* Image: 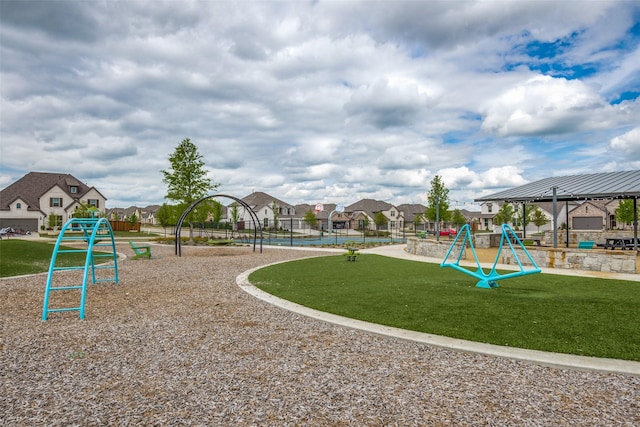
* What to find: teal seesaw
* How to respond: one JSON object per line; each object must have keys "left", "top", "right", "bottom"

{"left": 440, "top": 224, "right": 541, "bottom": 289}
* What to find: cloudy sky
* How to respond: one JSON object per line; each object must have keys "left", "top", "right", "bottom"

{"left": 1, "top": 1, "right": 639, "bottom": 209}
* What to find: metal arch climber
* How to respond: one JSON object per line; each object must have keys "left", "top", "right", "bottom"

{"left": 440, "top": 223, "right": 541, "bottom": 289}
{"left": 175, "top": 194, "right": 263, "bottom": 256}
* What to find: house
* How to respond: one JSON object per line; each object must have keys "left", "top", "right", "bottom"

{"left": 0, "top": 172, "right": 107, "bottom": 231}
{"left": 567, "top": 199, "right": 622, "bottom": 231}
{"left": 236, "top": 191, "right": 296, "bottom": 230}
{"left": 345, "top": 199, "right": 404, "bottom": 233}
{"left": 478, "top": 200, "right": 579, "bottom": 232}
{"left": 396, "top": 203, "right": 427, "bottom": 231}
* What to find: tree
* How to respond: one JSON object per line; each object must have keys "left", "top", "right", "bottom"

{"left": 161, "top": 138, "right": 219, "bottom": 241}
{"left": 374, "top": 212, "right": 388, "bottom": 232}
{"left": 72, "top": 202, "right": 98, "bottom": 218}
{"left": 615, "top": 199, "right": 639, "bottom": 227}
{"left": 156, "top": 203, "right": 174, "bottom": 236}
{"left": 530, "top": 205, "right": 549, "bottom": 232}
{"left": 230, "top": 204, "right": 240, "bottom": 234}
{"left": 425, "top": 175, "right": 451, "bottom": 231}
{"left": 450, "top": 209, "right": 466, "bottom": 230}
{"left": 493, "top": 202, "right": 515, "bottom": 226}
{"left": 413, "top": 213, "right": 423, "bottom": 231}
{"left": 304, "top": 210, "right": 317, "bottom": 230}
{"left": 211, "top": 200, "right": 223, "bottom": 227}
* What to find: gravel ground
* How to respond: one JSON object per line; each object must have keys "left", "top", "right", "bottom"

{"left": 2, "top": 243, "right": 639, "bottom": 426}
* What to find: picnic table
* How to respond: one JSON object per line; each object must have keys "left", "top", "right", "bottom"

{"left": 343, "top": 242, "right": 360, "bottom": 261}
{"left": 604, "top": 238, "right": 639, "bottom": 250}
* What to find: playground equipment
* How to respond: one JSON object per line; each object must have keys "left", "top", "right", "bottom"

{"left": 175, "top": 194, "right": 263, "bottom": 256}
{"left": 441, "top": 224, "right": 541, "bottom": 289}
{"left": 42, "top": 217, "right": 119, "bottom": 320}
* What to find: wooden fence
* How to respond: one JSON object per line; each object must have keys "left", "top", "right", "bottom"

{"left": 109, "top": 220, "right": 141, "bottom": 232}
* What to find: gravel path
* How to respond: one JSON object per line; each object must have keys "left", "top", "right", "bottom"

{"left": 2, "top": 244, "right": 638, "bottom": 426}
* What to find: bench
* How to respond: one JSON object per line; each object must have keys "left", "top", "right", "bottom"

{"left": 129, "top": 240, "right": 152, "bottom": 259}
{"left": 577, "top": 241, "right": 595, "bottom": 249}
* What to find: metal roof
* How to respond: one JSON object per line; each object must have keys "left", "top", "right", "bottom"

{"left": 474, "top": 170, "right": 640, "bottom": 203}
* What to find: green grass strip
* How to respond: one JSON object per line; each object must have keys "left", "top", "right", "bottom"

{"left": 0, "top": 240, "right": 110, "bottom": 278}
{"left": 250, "top": 254, "right": 640, "bottom": 361}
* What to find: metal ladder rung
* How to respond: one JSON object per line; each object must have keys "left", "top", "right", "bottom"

{"left": 53, "top": 266, "right": 87, "bottom": 271}
{"left": 57, "top": 249, "right": 89, "bottom": 254}
{"left": 46, "top": 307, "right": 81, "bottom": 313}
{"left": 49, "top": 285, "right": 83, "bottom": 291}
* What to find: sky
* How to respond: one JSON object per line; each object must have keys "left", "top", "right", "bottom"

{"left": 1, "top": 1, "right": 639, "bottom": 210}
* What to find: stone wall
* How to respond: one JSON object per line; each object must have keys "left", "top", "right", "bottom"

{"left": 502, "top": 247, "right": 637, "bottom": 274}
{"left": 406, "top": 237, "right": 638, "bottom": 274}
{"left": 406, "top": 237, "right": 463, "bottom": 259}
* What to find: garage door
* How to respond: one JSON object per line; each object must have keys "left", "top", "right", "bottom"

{"left": 572, "top": 216, "right": 602, "bottom": 230}
{"left": 0, "top": 218, "right": 38, "bottom": 232}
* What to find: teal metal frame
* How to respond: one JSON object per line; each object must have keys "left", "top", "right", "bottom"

{"left": 42, "top": 217, "right": 119, "bottom": 320}
{"left": 440, "top": 224, "right": 541, "bottom": 289}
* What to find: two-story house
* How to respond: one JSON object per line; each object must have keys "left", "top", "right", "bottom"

{"left": 236, "top": 191, "right": 295, "bottom": 230}
{"left": 345, "top": 199, "right": 404, "bottom": 233}
{"left": 0, "top": 172, "right": 107, "bottom": 231}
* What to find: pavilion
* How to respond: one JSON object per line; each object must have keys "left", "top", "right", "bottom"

{"left": 474, "top": 170, "right": 640, "bottom": 248}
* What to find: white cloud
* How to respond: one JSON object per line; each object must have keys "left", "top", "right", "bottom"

{"left": 0, "top": 1, "right": 638, "bottom": 208}
{"left": 610, "top": 127, "right": 640, "bottom": 158}
{"left": 480, "top": 75, "right": 617, "bottom": 136}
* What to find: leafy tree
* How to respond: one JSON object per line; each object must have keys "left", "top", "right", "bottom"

{"left": 450, "top": 209, "right": 466, "bottom": 229}
{"left": 374, "top": 211, "right": 388, "bottom": 232}
{"left": 360, "top": 216, "right": 371, "bottom": 231}
{"left": 192, "top": 200, "right": 213, "bottom": 227}
{"left": 230, "top": 205, "right": 240, "bottom": 232}
{"left": 425, "top": 175, "right": 451, "bottom": 230}
{"left": 129, "top": 212, "right": 138, "bottom": 225}
{"left": 156, "top": 203, "right": 174, "bottom": 236}
{"left": 493, "top": 202, "right": 514, "bottom": 226}
{"left": 161, "top": 138, "right": 219, "bottom": 241}
{"left": 48, "top": 212, "right": 61, "bottom": 229}
{"left": 529, "top": 205, "right": 549, "bottom": 232}
{"left": 304, "top": 210, "right": 317, "bottom": 229}
{"left": 211, "top": 200, "right": 223, "bottom": 227}
{"left": 72, "top": 202, "right": 98, "bottom": 218}
{"left": 615, "top": 199, "right": 639, "bottom": 227}
{"left": 413, "top": 213, "right": 423, "bottom": 230}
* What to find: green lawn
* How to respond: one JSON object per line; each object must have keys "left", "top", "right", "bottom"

{"left": 250, "top": 254, "right": 640, "bottom": 361}
{"left": 0, "top": 240, "right": 108, "bottom": 277}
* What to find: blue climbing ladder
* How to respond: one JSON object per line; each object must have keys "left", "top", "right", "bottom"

{"left": 441, "top": 223, "right": 541, "bottom": 288}
{"left": 42, "top": 217, "right": 119, "bottom": 320}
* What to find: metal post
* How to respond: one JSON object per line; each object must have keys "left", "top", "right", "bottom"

{"left": 522, "top": 203, "right": 527, "bottom": 239}
{"left": 552, "top": 187, "right": 558, "bottom": 248}
{"left": 436, "top": 197, "right": 440, "bottom": 242}
{"left": 565, "top": 200, "right": 569, "bottom": 248}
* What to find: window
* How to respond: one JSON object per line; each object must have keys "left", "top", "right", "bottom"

{"left": 264, "top": 218, "right": 269, "bottom": 227}
{"left": 390, "top": 211, "right": 395, "bottom": 217}
{"left": 70, "top": 186, "right": 78, "bottom": 194}
{"left": 50, "top": 197, "right": 62, "bottom": 207}
{"left": 16, "top": 202, "right": 21, "bottom": 209}
{"left": 487, "top": 203, "right": 493, "bottom": 213}
{"left": 88, "top": 199, "right": 99, "bottom": 208}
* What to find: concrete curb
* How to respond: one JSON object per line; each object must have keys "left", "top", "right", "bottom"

{"left": 237, "top": 251, "right": 640, "bottom": 377}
